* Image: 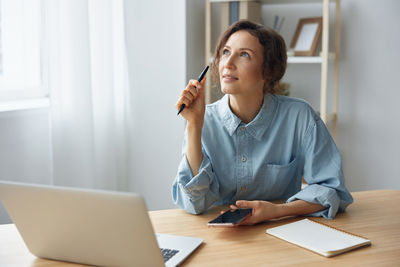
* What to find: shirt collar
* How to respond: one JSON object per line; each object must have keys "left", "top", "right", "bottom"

{"left": 217, "top": 94, "right": 242, "bottom": 136}
{"left": 217, "top": 94, "right": 277, "bottom": 141}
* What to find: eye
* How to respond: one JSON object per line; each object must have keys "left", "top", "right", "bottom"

{"left": 240, "top": 51, "right": 250, "bottom": 58}
{"left": 222, "top": 49, "right": 230, "bottom": 56}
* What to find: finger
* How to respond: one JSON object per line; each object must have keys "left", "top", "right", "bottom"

{"left": 187, "top": 79, "right": 200, "bottom": 87}
{"left": 175, "top": 97, "right": 185, "bottom": 110}
{"left": 181, "top": 90, "right": 194, "bottom": 102}
{"left": 186, "top": 86, "right": 198, "bottom": 99}
{"left": 189, "top": 79, "right": 200, "bottom": 89}
{"left": 183, "top": 81, "right": 201, "bottom": 102}
{"left": 200, "top": 76, "right": 207, "bottom": 86}
{"left": 178, "top": 96, "right": 191, "bottom": 108}
{"left": 230, "top": 204, "right": 238, "bottom": 210}
{"left": 183, "top": 80, "right": 199, "bottom": 98}
{"left": 235, "top": 200, "right": 255, "bottom": 209}
{"left": 190, "top": 80, "right": 202, "bottom": 91}
{"left": 220, "top": 209, "right": 229, "bottom": 214}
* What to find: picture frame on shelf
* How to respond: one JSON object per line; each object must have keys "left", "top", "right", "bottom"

{"left": 290, "top": 17, "right": 322, "bottom": 56}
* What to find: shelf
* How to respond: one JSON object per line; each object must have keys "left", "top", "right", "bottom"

{"left": 210, "top": 0, "right": 335, "bottom": 4}
{"left": 288, "top": 56, "right": 322, "bottom": 64}
{"left": 260, "top": 0, "right": 336, "bottom": 4}
{"left": 287, "top": 53, "right": 335, "bottom": 64}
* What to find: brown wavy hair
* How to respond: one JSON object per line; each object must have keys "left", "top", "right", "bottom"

{"left": 212, "top": 20, "right": 287, "bottom": 94}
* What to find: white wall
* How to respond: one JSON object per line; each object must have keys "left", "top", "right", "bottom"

{"left": 186, "top": 0, "right": 205, "bottom": 82}
{"left": 124, "top": 0, "right": 187, "bottom": 210}
{"left": 0, "top": 108, "right": 52, "bottom": 223}
{"left": 337, "top": 0, "right": 400, "bottom": 190}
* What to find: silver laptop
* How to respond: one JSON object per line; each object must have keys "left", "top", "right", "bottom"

{"left": 0, "top": 181, "right": 202, "bottom": 267}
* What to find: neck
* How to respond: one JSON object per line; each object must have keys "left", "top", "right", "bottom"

{"left": 228, "top": 91, "right": 265, "bottom": 124}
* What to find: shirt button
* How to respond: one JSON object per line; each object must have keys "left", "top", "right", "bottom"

{"left": 241, "top": 126, "right": 246, "bottom": 131}
{"left": 241, "top": 156, "right": 247, "bottom": 162}
{"left": 241, "top": 185, "right": 246, "bottom": 191}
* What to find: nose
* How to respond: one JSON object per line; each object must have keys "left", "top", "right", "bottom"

{"left": 223, "top": 54, "right": 236, "bottom": 69}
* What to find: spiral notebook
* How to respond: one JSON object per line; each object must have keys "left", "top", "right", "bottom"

{"left": 266, "top": 219, "right": 371, "bottom": 257}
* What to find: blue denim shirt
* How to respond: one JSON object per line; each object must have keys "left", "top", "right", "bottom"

{"left": 172, "top": 94, "right": 353, "bottom": 219}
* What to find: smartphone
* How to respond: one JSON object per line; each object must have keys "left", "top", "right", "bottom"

{"left": 207, "top": 208, "right": 252, "bottom": 227}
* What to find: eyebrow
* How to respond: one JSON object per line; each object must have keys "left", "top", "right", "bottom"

{"left": 224, "top": 45, "right": 256, "bottom": 54}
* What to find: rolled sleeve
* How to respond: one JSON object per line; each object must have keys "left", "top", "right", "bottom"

{"left": 289, "top": 117, "right": 353, "bottom": 219}
{"left": 287, "top": 184, "right": 341, "bottom": 219}
{"left": 177, "top": 152, "right": 214, "bottom": 198}
{"left": 172, "top": 150, "right": 220, "bottom": 214}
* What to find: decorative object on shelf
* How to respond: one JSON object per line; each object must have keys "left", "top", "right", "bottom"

{"left": 290, "top": 17, "right": 322, "bottom": 56}
{"left": 274, "top": 82, "right": 290, "bottom": 96}
{"left": 272, "top": 15, "right": 285, "bottom": 33}
{"left": 286, "top": 49, "right": 295, "bottom": 57}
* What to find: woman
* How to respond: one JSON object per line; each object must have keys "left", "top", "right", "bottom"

{"left": 172, "top": 20, "right": 353, "bottom": 225}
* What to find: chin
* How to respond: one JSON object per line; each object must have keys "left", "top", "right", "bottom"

{"left": 221, "top": 88, "right": 229, "bottom": 94}
{"left": 220, "top": 85, "right": 235, "bottom": 95}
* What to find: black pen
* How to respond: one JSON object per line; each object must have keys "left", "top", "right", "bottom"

{"left": 177, "top": 65, "right": 209, "bottom": 115}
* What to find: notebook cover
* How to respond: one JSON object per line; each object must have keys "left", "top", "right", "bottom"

{"left": 266, "top": 219, "right": 371, "bottom": 257}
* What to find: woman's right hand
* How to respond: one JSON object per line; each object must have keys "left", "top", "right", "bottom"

{"left": 175, "top": 78, "right": 206, "bottom": 126}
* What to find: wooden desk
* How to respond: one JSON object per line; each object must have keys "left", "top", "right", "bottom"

{"left": 1, "top": 190, "right": 399, "bottom": 266}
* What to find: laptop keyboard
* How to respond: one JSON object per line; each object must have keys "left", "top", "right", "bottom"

{"left": 160, "top": 248, "right": 180, "bottom": 262}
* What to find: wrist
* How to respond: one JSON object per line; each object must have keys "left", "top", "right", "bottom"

{"left": 275, "top": 200, "right": 325, "bottom": 218}
{"left": 186, "top": 120, "right": 203, "bottom": 133}
{"left": 276, "top": 203, "right": 291, "bottom": 218}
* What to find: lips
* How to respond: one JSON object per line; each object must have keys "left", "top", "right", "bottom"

{"left": 222, "top": 74, "right": 238, "bottom": 82}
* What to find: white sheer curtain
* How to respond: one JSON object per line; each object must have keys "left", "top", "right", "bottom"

{"left": 43, "top": 0, "right": 130, "bottom": 190}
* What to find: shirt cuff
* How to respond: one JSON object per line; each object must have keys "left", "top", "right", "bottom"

{"left": 177, "top": 152, "right": 214, "bottom": 201}
{"left": 286, "top": 184, "right": 341, "bottom": 219}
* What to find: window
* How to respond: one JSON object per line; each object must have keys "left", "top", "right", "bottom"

{"left": 0, "top": 0, "right": 47, "bottom": 103}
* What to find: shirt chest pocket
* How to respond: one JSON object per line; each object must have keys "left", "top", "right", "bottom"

{"left": 260, "top": 157, "right": 298, "bottom": 199}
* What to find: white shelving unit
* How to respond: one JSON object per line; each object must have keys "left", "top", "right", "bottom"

{"left": 205, "top": 0, "right": 341, "bottom": 139}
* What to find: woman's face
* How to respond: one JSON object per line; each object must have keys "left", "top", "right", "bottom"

{"left": 218, "top": 30, "right": 264, "bottom": 96}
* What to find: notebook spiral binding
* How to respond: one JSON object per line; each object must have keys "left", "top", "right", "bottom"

{"left": 308, "top": 219, "right": 369, "bottom": 240}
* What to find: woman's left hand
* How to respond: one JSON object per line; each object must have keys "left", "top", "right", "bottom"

{"left": 229, "top": 200, "right": 282, "bottom": 225}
